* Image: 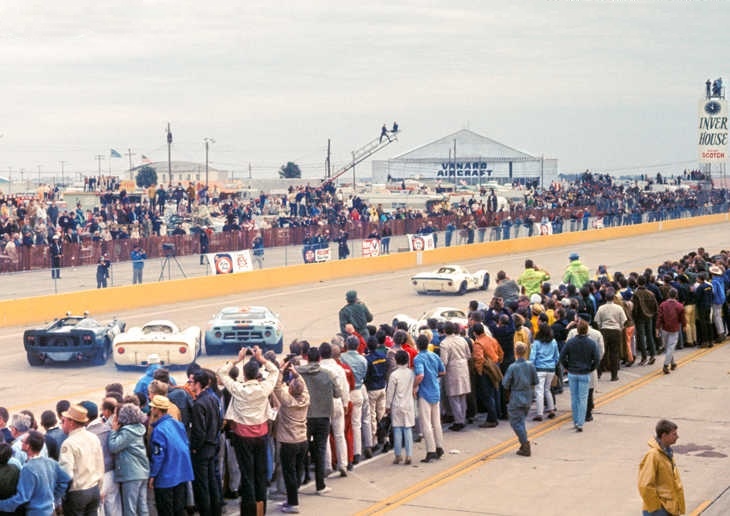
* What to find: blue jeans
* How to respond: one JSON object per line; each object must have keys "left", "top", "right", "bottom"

{"left": 661, "top": 330, "right": 679, "bottom": 367}
{"left": 392, "top": 426, "right": 413, "bottom": 458}
{"left": 642, "top": 509, "right": 671, "bottom": 516}
{"left": 567, "top": 373, "right": 590, "bottom": 428}
{"left": 120, "top": 479, "right": 148, "bottom": 516}
{"left": 507, "top": 402, "right": 529, "bottom": 446}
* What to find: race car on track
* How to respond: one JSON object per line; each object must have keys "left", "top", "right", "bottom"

{"left": 24, "top": 312, "right": 126, "bottom": 367}
{"left": 205, "top": 306, "right": 283, "bottom": 355}
{"left": 113, "top": 320, "right": 201, "bottom": 369}
{"left": 410, "top": 264, "right": 490, "bottom": 295}
{"left": 392, "top": 306, "right": 469, "bottom": 337}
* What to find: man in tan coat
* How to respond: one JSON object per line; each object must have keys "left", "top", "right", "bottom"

{"left": 439, "top": 322, "right": 472, "bottom": 432}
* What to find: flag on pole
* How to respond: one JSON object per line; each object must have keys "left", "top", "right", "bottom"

{"left": 141, "top": 155, "right": 151, "bottom": 164}
{"left": 110, "top": 148, "right": 122, "bottom": 158}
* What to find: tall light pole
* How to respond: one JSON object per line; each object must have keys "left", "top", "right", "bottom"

{"left": 59, "top": 161, "right": 66, "bottom": 187}
{"left": 204, "top": 137, "right": 215, "bottom": 197}
{"left": 166, "top": 123, "right": 173, "bottom": 187}
{"left": 7, "top": 167, "right": 12, "bottom": 194}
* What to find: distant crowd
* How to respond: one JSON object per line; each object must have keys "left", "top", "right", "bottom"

{"left": 0, "top": 169, "right": 727, "bottom": 273}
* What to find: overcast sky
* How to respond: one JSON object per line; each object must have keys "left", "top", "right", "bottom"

{"left": 1, "top": 0, "right": 729, "bottom": 182}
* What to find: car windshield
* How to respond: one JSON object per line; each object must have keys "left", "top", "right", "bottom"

{"left": 441, "top": 310, "right": 466, "bottom": 319}
{"left": 54, "top": 317, "right": 82, "bottom": 328}
{"left": 143, "top": 325, "right": 173, "bottom": 334}
{"left": 75, "top": 318, "right": 100, "bottom": 329}
{"left": 220, "top": 311, "right": 267, "bottom": 320}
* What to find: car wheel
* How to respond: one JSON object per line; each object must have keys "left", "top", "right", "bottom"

{"left": 93, "top": 341, "right": 110, "bottom": 365}
{"left": 27, "top": 352, "right": 43, "bottom": 367}
{"left": 481, "top": 273, "right": 491, "bottom": 291}
{"left": 206, "top": 343, "right": 221, "bottom": 355}
{"left": 273, "top": 338, "right": 283, "bottom": 354}
{"left": 458, "top": 281, "right": 468, "bottom": 295}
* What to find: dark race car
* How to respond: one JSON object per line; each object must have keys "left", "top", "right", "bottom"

{"left": 24, "top": 312, "right": 126, "bottom": 367}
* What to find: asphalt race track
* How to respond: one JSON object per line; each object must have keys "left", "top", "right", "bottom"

{"left": 1, "top": 223, "right": 729, "bottom": 515}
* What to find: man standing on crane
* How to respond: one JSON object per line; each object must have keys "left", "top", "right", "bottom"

{"left": 380, "top": 123, "right": 391, "bottom": 143}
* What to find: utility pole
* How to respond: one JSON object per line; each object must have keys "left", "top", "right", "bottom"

{"left": 248, "top": 162, "right": 252, "bottom": 180}
{"left": 453, "top": 139, "right": 457, "bottom": 188}
{"left": 204, "top": 137, "right": 215, "bottom": 195}
{"left": 20, "top": 168, "right": 25, "bottom": 190}
{"left": 326, "top": 139, "right": 331, "bottom": 179}
{"left": 95, "top": 155, "right": 104, "bottom": 177}
{"left": 166, "top": 123, "right": 173, "bottom": 187}
{"left": 7, "top": 167, "right": 12, "bottom": 194}
{"left": 59, "top": 161, "right": 66, "bottom": 187}
{"left": 125, "top": 148, "right": 135, "bottom": 181}
{"left": 352, "top": 151, "right": 356, "bottom": 189}
{"left": 37, "top": 165, "right": 41, "bottom": 186}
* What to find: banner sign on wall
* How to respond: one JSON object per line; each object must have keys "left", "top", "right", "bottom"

{"left": 303, "top": 247, "right": 331, "bottom": 264}
{"left": 698, "top": 97, "right": 728, "bottom": 163}
{"left": 206, "top": 250, "right": 253, "bottom": 275}
{"left": 362, "top": 238, "right": 381, "bottom": 257}
{"left": 407, "top": 233, "right": 435, "bottom": 252}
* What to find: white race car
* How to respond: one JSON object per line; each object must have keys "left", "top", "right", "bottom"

{"left": 410, "top": 264, "right": 489, "bottom": 295}
{"left": 392, "top": 307, "right": 469, "bottom": 337}
{"left": 113, "top": 320, "right": 201, "bottom": 369}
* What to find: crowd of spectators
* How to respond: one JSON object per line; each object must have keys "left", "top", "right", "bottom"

{"left": 1, "top": 241, "right": 728, "bottom": 514}
{"left": 0, "top": 169, "right": 727, "bottom": 273}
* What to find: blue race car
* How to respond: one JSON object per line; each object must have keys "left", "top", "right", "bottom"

{"left": 205, "top": 306, "right": 283, "bottom": 355}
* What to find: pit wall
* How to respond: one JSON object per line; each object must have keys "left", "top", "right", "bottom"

{"left": 2, "top": 213, "right": 727, "bottom": 328}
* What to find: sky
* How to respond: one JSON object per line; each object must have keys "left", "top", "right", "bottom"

{"left": 1, "top": 0, "right": 729, "bottom": 183}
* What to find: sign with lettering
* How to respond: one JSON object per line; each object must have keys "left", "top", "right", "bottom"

{"left": 698, "top": 98, "right": 728, "bottom": 163}
{"left": 362, "top": 238, "right": 381, "bottom": 257}
{"left": 436, "top": 161, "right": 493, "bottom": 178}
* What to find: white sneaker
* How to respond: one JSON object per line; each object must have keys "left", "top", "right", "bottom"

{"left": 316, "top": 486, "right": 332, "bottom": 495}
{"left": 281, "top": 504, "right": 300, "bottom": 513}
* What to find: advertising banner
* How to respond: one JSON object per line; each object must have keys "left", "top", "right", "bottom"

{"left": 538, "top": 221, "right": 553, "bottom": 235}
{"left": 362, "top": 238, "right": 381, "bottom": 257}
{"left": 303, "top": 247, "right": 331, "bottom": 264}
{"left": 206, "top": 250, "right": 253, "bottom": 275}
{"left": 698, "top": 97, "right": 728, "bottom": 163}
{"left": 407, "top": 233, "right": 435, "bottom": 252}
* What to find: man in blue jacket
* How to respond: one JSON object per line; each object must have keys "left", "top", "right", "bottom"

{"left": 148, "top": 395, "right": 194, "bottom": 516}
{"left": 709, "top": 265, "right": 727, "bottom": 343}
{"left": 130, "top": 244, "right": 146, "bottom": 284}
{"left": 0, "top": 430, "right": 70, "bottom": 516}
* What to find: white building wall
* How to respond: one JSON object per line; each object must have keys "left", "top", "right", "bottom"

{"left": 372, "top": 158, "right": 558, "bottom": 185}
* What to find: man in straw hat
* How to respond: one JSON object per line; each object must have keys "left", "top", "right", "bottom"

{"left": 148, "top": 395, "right": 194, "bottom": 516}
{"left": 59, "top": 404, "right": 105, "bottom": 516}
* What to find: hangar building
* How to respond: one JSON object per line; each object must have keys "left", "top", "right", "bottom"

{"left": 371, "top": 129, "right": 558, "bottom": 186}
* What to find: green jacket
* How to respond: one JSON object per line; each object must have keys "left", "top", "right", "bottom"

{"left": 562, "top": 260, "right": 590, "bottom": 287}
{"left": 517, "top": 268, "right": 550, "bottom": 296}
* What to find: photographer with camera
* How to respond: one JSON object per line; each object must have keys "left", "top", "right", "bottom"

{"left": 273, "top": 355, "right": 310, "bottom": 513}
{"left": 218, "top": 345, "right": 279, "bottom": 516}
{"left": 131, "top": 244, "right": 146, "bottom": 284}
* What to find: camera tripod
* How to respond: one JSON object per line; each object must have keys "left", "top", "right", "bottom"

{"left": 158, "top": 254, "right": 187, "bottom": 281}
